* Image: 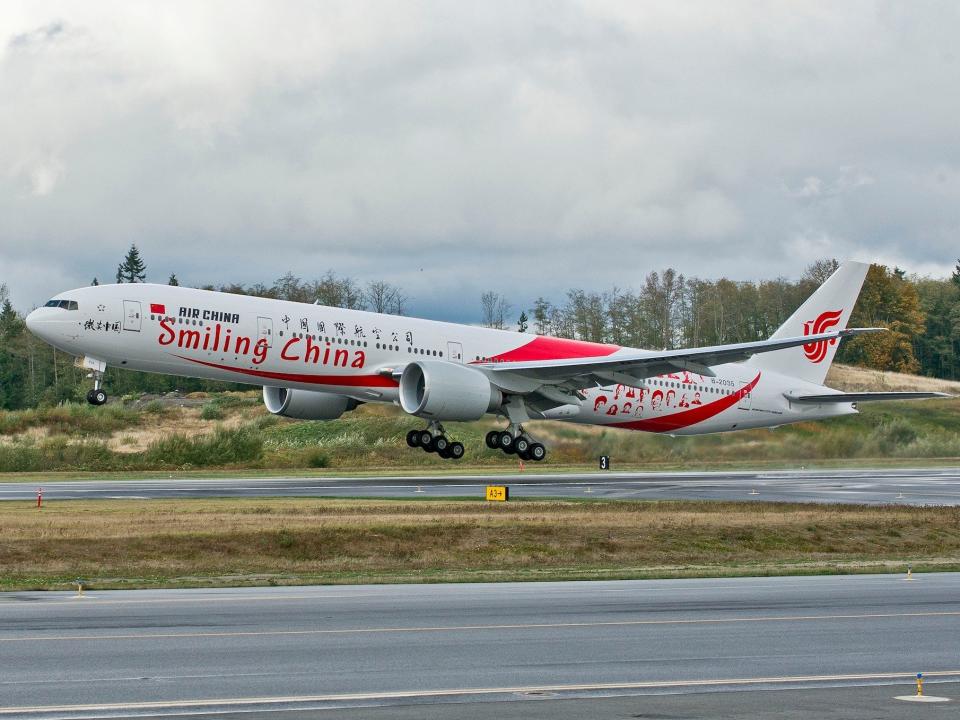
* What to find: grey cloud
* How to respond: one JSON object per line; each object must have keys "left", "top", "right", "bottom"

{"left": 1, "top": 2, "right": 958, "bottom": 322}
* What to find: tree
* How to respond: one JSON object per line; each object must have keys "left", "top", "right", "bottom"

{"left": 480, "top": 291, "right": 511, "bottom": 329}
{"left": 168, "top": 273, "right": 179, "bottom": 286}
{"left": 116, "top": 244, "right": 147, "bottom": 283}
{"left": 517, "top": 311, "right": 528, "bottom": 333}
{"left": 839, "top": 264, "right": 924, "bottom": 373}
{"left": 802, "top": 258, "right": 840, "bottom": 287}
{"left": 530, "top": 297, "right": 552, "bottom": 335}
{"left": 952, "top": 259, "right": 960, "bottom": 289}
{"left": 365, "top": 280, "right": 408, "bottom": 315}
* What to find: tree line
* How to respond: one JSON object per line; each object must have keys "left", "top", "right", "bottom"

{"left": 0, "top": 245, "right": 957, "bottom": 410}
{"left": 483, "top": 258, "right": 960, "bottom": 380}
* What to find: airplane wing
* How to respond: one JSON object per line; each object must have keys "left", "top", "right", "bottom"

{"left": 479, "top": 328, "right": 883, "bottom": 388}
{"left": 785, "top": 391, "right": 952, "bottom": 403}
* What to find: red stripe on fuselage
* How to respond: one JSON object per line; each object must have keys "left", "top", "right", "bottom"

{"left": 611, "top": 372, "right": 761, "bottom": 433}
{"left": 476, "top": 335, "right": 620, "bottom": 363}
{"left": 172, "top": 355, "right": 399, "bottom": 388}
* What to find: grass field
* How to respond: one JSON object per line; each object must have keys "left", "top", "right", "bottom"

{"left": 0, "top": 364, "right": 957, "bottom": 474}
{"left": 4, "top": 497, "right": 959, "bottom": 591}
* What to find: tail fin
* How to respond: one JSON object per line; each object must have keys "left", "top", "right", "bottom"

{"left": 748, "top": 261, "right": 869, "bottom": 384}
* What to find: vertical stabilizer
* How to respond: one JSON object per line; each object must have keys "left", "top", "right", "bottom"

{"left": 748, "top": 261, "right": 869, "bottom": 384}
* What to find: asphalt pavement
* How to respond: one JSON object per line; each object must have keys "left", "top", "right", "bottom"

{"left": 2, "top": 466, "right": 960, "bottom": 504}
{"left": 1, "top": 574, "right": 958, "bottom": 718}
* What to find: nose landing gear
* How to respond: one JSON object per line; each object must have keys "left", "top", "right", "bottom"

{"left": 77, "top": 357, "right": 108, "bottom": 406}
{"left": 86, "top": 388, "right": 108, "bottom": 406}
{"left": 406, "top": 423, "right": 465, "bottom": 460}
{"left": 85, "top": 370, "right": 108, "bottom": 406}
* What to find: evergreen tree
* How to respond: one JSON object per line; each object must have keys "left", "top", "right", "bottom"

{"left": 517, "top": 311, "right": 528, "bottom": 333}
{"left": 168, "top": 273, "right": 179, "bottom": 286}
{"left": 116, "top": 244, "right": 147, "bottom": 283}
{"left": 952, "top": 259, "right": 960, "bottom": 289}
{"left": 0, "top": 298, "right": 17, "bottom": 336}
{"left": 531, "top": 297, "right": 552, "bottom": 335}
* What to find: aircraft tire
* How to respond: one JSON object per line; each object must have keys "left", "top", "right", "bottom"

{"left": 406, "top": 430, "right": 421, "bottom": 448}
{"left": 485, "top": 431, "right": 500, "bottom": 449}
{"left": 449, "top": 442, "right": 465, "bottom": 460}
{"left": 498, "top": 431, "right": 515, "bottom": 453}
{"left": 530, "top": 443, "right": 546, "bottom": 462}
{"left": 434, "top": 436, "right": 450, "bottom": 453}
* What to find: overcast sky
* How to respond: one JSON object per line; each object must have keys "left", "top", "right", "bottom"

{"left": 2, "top": 1, "right": 959, "bottom": 322}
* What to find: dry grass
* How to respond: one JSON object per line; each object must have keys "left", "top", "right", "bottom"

{"left": 827, "top": 363, "right": 960, "bottom": 394}
{"left": 4, "top": 498, "right": 959, "bottom": 590}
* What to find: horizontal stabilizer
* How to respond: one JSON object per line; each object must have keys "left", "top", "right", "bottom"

{"left": 785, "top": 391, "right": 952, "bottom": 403}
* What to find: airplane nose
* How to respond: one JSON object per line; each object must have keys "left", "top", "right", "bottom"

{"left": 25, "top": 308, "right": 40, "bottom": 335}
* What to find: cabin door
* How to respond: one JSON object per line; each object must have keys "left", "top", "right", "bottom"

{"left": 257, "top": 317, "right": 273, "bottom": 348}
{"left": 122, "top": 301, "right": 142, "bottom": 332}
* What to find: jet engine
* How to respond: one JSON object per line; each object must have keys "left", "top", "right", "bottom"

{"left": 399, "top": 360, "right": 502, "bottom": 421}
{"left": 262, "top": 386, "right": 359, "bottom": 420}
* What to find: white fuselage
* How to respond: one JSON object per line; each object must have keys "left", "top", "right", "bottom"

{"left": 25, "top": 284, "right": 857, "bottom": 435}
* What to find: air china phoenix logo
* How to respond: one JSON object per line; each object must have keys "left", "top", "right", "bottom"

{"left": 802, "top": 309, "right": 843, "bottom": 363}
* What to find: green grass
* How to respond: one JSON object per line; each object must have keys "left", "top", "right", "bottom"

{"left": 0, "top": 394, "right": 957, "bottom": 474}
{"left": 0, "top": 403, "right": 144, "bottom": 436}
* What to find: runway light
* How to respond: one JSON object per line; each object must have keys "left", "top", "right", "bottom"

{"left": 917, "top": 673, "right": 923, "bottom": 697}
{"left": 907, "top": 566, "right": 913, "bottom": 581}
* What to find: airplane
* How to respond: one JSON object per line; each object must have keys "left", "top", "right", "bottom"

{"left": 24, "top": 261, "right": 948, "bottom": 462}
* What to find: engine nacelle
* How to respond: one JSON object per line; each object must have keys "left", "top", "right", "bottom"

{"left": 399, "top": 360, "right": 502, "bottom": 421}
{"left": 262, "top": 386, "right": 359, "bottom": 420}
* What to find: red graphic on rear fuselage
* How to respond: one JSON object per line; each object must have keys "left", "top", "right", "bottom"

{"left": 802, "top": 310, "right": 842, "bottom": 363}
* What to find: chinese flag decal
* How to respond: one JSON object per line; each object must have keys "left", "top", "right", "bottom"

{"left": 150, "top": 303, "right": 166, "bottom": 315}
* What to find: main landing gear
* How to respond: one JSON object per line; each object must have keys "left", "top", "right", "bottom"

{"left": 485, "top": 426, "right": 547, "bottom": 462}
{"left": 406, "top": 423, "right": 465, "bottom": 461}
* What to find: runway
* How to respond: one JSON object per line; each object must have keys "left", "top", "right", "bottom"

{"left": 1, "top": 574, "right": 958, "bottom": 718}
{"left": 2, "top": 466, "right": 960, "bottom": 505}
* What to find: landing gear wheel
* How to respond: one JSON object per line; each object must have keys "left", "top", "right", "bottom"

{"left": 421, "top": 436, "right": 436, "bottom": 453}
{"left": 419, "top": 430, "right": 434, "bottom": 448}
{"left": 406, "top": 430, "right": 421, "bottom": 448}
{"left": 517, "top": 448, "right": 530, "bottom": 461}
{"left": 485, "top": 430, "right": 500, "bottom": 449}
{"left": 434, "top": 436, "right": 450, "bottom": 454}
{"left": 515, "top": 437, "right": 530, "bottom": 455}
{"left": 529, "top": 443, "right": 546, "bottom": 462}
{"left": 87, "top": 389, "right": 107, "bottom": 406}
{"left": 437, "top": 446, "right": 452, "bottom": 459}
{"left": 499, "top": 431, "right": 515, "bottom": 454}
{"left": 449, "top": 442, "right": 465, "bottom": 460}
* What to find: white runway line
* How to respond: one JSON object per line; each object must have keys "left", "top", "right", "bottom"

{"left": 2, "top": 670, "right": 959, "bottom": 715}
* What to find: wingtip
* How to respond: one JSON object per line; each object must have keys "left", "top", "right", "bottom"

{"left": 841, "top": 327, "right": 887, "bottom": 337}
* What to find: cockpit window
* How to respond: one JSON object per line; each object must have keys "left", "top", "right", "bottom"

{"left": 44, "top": 299, "right": 79, "bottom": 310}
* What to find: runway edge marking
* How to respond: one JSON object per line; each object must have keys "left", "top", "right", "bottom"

{"left": 2, "top": 671, "right": 960, "bottom": 715}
